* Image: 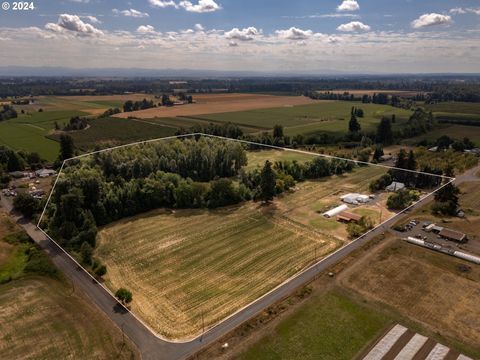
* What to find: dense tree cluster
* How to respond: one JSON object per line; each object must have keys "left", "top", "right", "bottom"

{"left": 123, "top": 99, "right": 156, "bottom": 112}
{"left": 176, "top": 122, "right": 244, "bottom": 139}
{"left": 63, "top": 116, "right": 88, "bottom": 131}
{"left": 387, "top": 189, "right": 419, "bottom": 210}
{"left": 99, "top": 108, "right": 121, "bottom": 118}
{"left": 0, "top": 105, "right": 17, "bottom": 121}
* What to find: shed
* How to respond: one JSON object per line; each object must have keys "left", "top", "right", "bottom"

{"left": 341, "top": 193, "right": 370, "bottom": 205}
{"left": 431, "top": 225, "right": 444, "bottom": 234}
{"left": 439, "top": 228, "right": 467, "bottom": 243}
{"left": 35, "top": 169, "right": 57, "bottom": 178}
{"left": 386, "top": 182, "right": 405, "bottom": 192}
{"left": 323, "top": 204, "right": 348, "bottom": 218}
{"left": 337, "top": 211, "right": 362, "bottom": 223}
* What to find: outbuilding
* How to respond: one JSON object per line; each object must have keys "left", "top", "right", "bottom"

{"left": 341, "top": 193, "right": 370, "bottom": 205}
{"left": 35, "top": 169, "right": 57, "bottom": 178}
{"left": 337, "top": 211, "right": 362, "bottom": 223}
{"left": 386, "top": 182, "right": 405, "bottom": 192}
{"left": 439, "top": 228, "right": 467, "bottom": 243}
{"left": 323, "top": 204, "right": 349, "bottom": 218}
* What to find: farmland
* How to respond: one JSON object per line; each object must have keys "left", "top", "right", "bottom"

{"left": 0, "top": 211, "right": 138, "bottom": 359}
{"left": 186, "top": 101, "right": 412, "bottom": 136}
{"left": 113, "top": 93, "right": 316, "bottom": 119}
{"left": 341, "top": 239, "right": 480, "bottom": 358}
{"left": 238, "top": 291, "right": 390, "bottom": 360}
{"left": 92, "top": 146, "right": 400, "bottom": 339}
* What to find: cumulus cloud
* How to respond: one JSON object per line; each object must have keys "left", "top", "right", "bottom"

{"left": 179, "top": 0, "right": 221, "bottom": 13}
{"left": 450, "top": 7, "right": 480, "bottom": 15}
{"left": 225, "top": 27, "right": 260, "bottom": 41}
{"left": 411, "top": 13, "right": 453, "bottom": 29}
{"left": 137, "top": 25, "right": 156, "bottom": 34}
{"left": 275, "top": 27, "right": 313, "bottom": 40}
{"left": 228, "top": 41, "right": 238, "bottom": 47}
{"left": 148, "top": 0, "right": 178, "bottom": 8}
{"left": 337, "top": 21, "right": 370, "bottom": 32}
{"left": 45, "top": 14, "right": 103, "bottom": 36}
{"left": 113, "top": 9, "right": 150, "bottom": 18}
{"left": 83, "top": 16, "right": 101, "bottom": 24}
{"left": 337, "top": 0, "right": 360, "bottom": 12}
{"left": 194, "top": 24, "right": 204, "bottom": 31}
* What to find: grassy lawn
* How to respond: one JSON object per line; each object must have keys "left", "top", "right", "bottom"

{"left": 194, "top": 101, "right": 412, "bottom": 136}
{"left": 238, "top": 291, "right": 390, "bottom": 360}
{"left": 245, "top": 149, "right": 316, "bottom": 170}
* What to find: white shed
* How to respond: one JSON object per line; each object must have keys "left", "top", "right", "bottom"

{"left": 341, "top": 193, "right": 370, "bottom": 205}
{"left": 323, "top": 204, "right": 348, "bottom": 218}
{"left": 386, "top": 182, "right": 405, "bottom": 192}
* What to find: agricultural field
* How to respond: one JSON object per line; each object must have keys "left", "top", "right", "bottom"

{"left": 425, "top": 101, "right": 480, "bottom": 123}
{"left": 48, "top": 117, "right": 178, "bottom": 151}
{"left": 404, "top": 124, "right": 480, "bottom": 147}
{"left": 188, "top": 101, "right": 412, "bottom": 136}
{"left": 341, "top": 239, "right": 480, "bottom": 359}
{"left": 92, "top": 147, "right": 408, "bottom": 340}
{"left": 320, "top": 89, "right": 422, "bottom": 97}
{"left": 0, "top": 211, "right": 138, "bottom": 359}
{"left": 113, "top": 93, "right": 316, "bottom": 120}
{"left": 238, "top": 291, "right": 390, "bottom": 360}
{"left": 96, "top": 203, "right": 340, "bottom": 339}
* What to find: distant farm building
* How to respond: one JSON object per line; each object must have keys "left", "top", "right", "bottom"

{"left": 35, "top": 169, "right": 57, "bottom": 178}
{"left": 341, "top": 193, "right": 370, "bottom": 205}
{"left": 337, "top": 211, "right": 362, "bottom": 223}
{"left": 379, "top": 154, "right": 393, "bottom": 162}
{"left": 386, "top": 182, "right": 405, "bottom": 192}
{"left": 439, "top": 228, "right": 467, "bottom": 243}
{"left": 323, "top": 204, "right": 348, "bottom": 218}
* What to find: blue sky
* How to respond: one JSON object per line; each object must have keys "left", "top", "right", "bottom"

{"left": 0, "top": 0, "right": 479, "bottom": 73}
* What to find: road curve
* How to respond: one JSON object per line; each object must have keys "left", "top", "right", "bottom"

{"left": 2, "top": 163, "right": 478, "bottom": 360}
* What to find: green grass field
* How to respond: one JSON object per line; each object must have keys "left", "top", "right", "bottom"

{"left": 245, "top": 149, "right": 316, "bottom": 170}
{"left": 49, "top": 117, "right": 178, "bottom": 151}
{"left": 404, "top": 124, "right": 480, "bottom": 147}
{"left": 0, "top": 110, "right": 87, "bottom": 161}
{"left": 238, "top": 291, "right": 390, "bottom": 360}
{"left": 191, "top": 102, "right": 412, "bottom": 136}
{"left": 425, "top": 102, "right": 480, "bottom": 115}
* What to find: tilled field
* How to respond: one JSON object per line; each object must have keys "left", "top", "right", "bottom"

{"left": 96, "top": 203, "right": 341, "bottom": 339}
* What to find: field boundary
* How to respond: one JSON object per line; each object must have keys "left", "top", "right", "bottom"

{"left": 36, "top": 133, "right": 454, "bottom": 344}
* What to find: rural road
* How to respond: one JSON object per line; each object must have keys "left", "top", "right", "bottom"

{"left": 2, "top": 163, "right": 478, "bottom": 360}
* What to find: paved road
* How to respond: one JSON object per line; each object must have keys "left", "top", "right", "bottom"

{"left": 2, "top": 164, "right": 478, "bottom": 360}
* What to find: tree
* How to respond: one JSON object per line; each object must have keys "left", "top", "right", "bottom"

{"left": 115, "top": 288, "right": 133, "bottom": 305}
{"left": 349, "top": 114, "right": 361, "bottom": 133}
{"left": 395, "top": 149, "right": 408, "bottom": 169}
{"left": 373, "top": 146, "right": 384, "bottom": 162}
{"left": 80, "top": 241, "right": 93, "bottom": 265}
{"left": 94, "top": 264, "right": 107, "bottom": 277}
{"left": 406, "top": 150, "right": 417, "bottom": 171}
{"left": 273, "top": 124, "right": 284, "bottom": 139}
{"left": 432, "top": 167, "right": 459, "bottom": 216}
{"left": 259, "top": 160, "right": 276, "bottom": 203}
{"left": 59, "top": 134, "right": 74, "bottom": 161}
{"left": 376, "top": 117, "right": 393, "bottom": 145}
{"left": 13, "top": 193, "right": 40, "bottom": 218}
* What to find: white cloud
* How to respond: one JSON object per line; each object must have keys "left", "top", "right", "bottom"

{"left": 411, "top": 13, "right": 453, "bottom": 29}
{"left": 337, "top": 0, "right": 359, "bottom": 12}
{"left": 137, "top": 25, "right": 156, "bottom": 34}
{"left": 148, "top": 0, "right": 178, "bottom": 8}
{"left": 275, "top": 27, "right": 313, "bottom": 40}
{"left": 45, "top": 14, "right": 103, "bottom": 36}
{"left": 228, "top": 41, "right": 238, "bottom": 47}
{"left": 83, "top": 16, "right": 101, "bottom": 24}
{"left": 179, "top": 0, "right": 221, "bottom": 13}
{"left": 225, "top": 27, "right": 260, "bottom": 41}
{"left": 113, "top": 9, "right": 150, "bottom": 18}
{"left": 194, "top": 24, "right": 204, "bottom": 31}
{"left": 450, "top": 7, "right": 480, "bottom": 16}
{"left": 337, "top": 21, "right": 370, "bottom": 32}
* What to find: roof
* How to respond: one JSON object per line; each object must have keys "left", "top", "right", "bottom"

{"left": 439, "top": 228, "right": 466, "bottom": 241}
{"left": 386, "top": 182, "right": 405, "bottom": 191}
{"left": 323, "top": 204, "right": 349, "bottom": 218}
{"left": 337, "top": 211, "right": 362, "bottom": 222}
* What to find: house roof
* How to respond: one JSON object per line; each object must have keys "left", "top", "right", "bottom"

{"left": 337, "top": 211, "right": 362, "bottom": 222}
{"left": 439, "top": 228, "right": 466, "bottom": 241}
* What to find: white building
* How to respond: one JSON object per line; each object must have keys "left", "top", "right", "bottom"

{"left": 341, "top": 193, "right": 370, "bottom": 205}
{"left": 35, "top": 169, "right": 57, "bottom": 178}
{"left": 323, "top": 204, "right": 348, "bottom": 218}
{"left": 386, "top": 182, "right": 405, "bottom": 192}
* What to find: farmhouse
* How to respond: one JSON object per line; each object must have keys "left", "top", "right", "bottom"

{"left": 386, "top": 182, "right": 405, "bottom": 192}
{"left": 323, "top": 204, "right": 348, "bottom": 218}
{"left": 439, "top": 228, "right": 467, "bottom": 243}
{"left": 341, "top": 193, "right": 370, "bottom": 205}
{"left": 337, "top": 211, "right": 362, "bottom": 223}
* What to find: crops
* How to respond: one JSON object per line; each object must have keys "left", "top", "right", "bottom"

{"left": 96, "top": 203, "right": 342, "bottom": 339}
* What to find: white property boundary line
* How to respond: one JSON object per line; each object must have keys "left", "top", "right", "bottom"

{"left": 36, "top": 133, "right": 454, "bottom": 344}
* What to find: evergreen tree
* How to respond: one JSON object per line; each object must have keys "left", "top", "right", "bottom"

{"left": 376, "top": 117, "right": 393, "bottom": 145}
{"left": 349, "top": 114, "right": 361, "bottom": 133}
{"left": 59, "top": 134, "right": 74, "bottom": 161}
{"left": 406, "top": 150, "right": 417, "bottom": 171}
{"left": 273, "top": 124, "right": 284, "bottom": 139}
{"left": 373, "top": 146, "right": 384, "bottom": 161}
{"left": 259, "top": 160, "right": 276, "bottom": 203}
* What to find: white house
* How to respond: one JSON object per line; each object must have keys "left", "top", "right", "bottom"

{"left": 323, "top": 204, "right": 348, "bottom": 218}
{"left": 35, "top": 169, "right": 57, "bottom": 178}
{"left": 386, "top": 182, "right": 405, "bottom": 192}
